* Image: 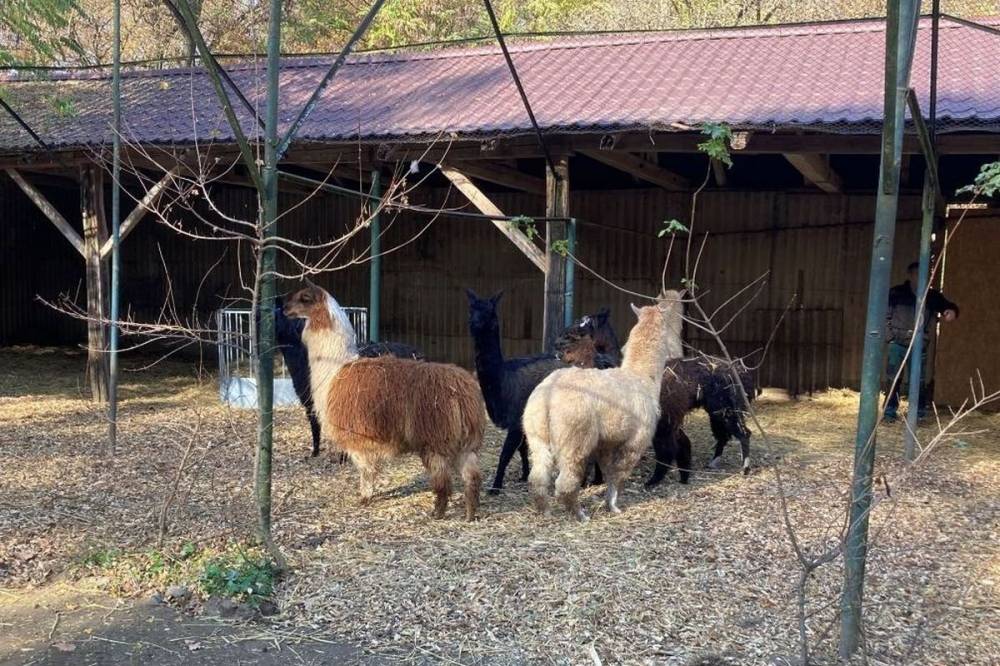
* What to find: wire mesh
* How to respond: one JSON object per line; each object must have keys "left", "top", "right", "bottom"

{"left": 216, "top": 306, "right": 368, "bottom": 408}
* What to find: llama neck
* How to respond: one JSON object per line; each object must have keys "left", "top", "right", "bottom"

{"left": 620, "top": 311, "right": 683, "bottom": 383}
{"left": 470, "top": 323, "right": 507, "bottom": 418}
{"left": 300, "top": 296, "right": 359, "bottom": 424}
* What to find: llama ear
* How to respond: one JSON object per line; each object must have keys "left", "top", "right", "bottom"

{"left": 597, "top": 307, "right": 610, "bottom": 322}
{"left": 630, "top": 302, "right": 642, "bottom": 318}
{"left": 491, "top": 291, "right": 504, "bottom": 305}
{"left": 465, "top": 288, "right": 479, "bottom": 304}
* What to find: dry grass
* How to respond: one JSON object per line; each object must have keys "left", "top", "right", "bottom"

{"left": 1, "top": 346, "right": 998, "bottom": 665}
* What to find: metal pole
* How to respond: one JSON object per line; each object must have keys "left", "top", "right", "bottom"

{"left": 108, "top": 0, "right": 122, "bottom": 452}
{"left": 369, "top": 169, "right": 382, "bottom": 344}
{"left": 839, "top": 0, "right": 920, "bottom": 657}
{"left": 564, "top": 218, "right": 576, "bottom": 328}
{"left": 905, "top": 0, "right": 940, "bottom": 461}
{"left": 254, "top": 0, "right": 281, "bottom": 543}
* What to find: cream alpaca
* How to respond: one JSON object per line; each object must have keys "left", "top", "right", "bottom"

{"left": 522, "top": 292, "right": 684, "bottom": 521}
{"left": 284, "top": 285, "right": 485, "bottom": 520}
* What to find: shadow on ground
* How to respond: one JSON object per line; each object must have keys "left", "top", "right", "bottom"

{"left": 0, "top": 583, "right": 376, "bottom": 666}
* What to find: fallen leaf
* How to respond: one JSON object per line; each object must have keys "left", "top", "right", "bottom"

{"left": 52, "top": 642, "right": 76, "bottom": 652}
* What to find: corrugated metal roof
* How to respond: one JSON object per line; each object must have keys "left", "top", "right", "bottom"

{"left": 0, "top": 16, "right": 998, "bottom": 152}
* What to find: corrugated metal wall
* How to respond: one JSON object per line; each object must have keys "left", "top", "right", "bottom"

{"left": 0, "top": 176, "right": 929, "bottom": 391}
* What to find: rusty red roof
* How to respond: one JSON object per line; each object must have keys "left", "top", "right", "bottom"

{"left": 0, "top": 16, "right": 998, "bottom": 153}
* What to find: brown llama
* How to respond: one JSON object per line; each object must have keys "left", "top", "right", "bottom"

{"left": 522, "top": 292, "right": 684, "bottom": 521}
{"left": 284, "top": 285, "right": 485, "bottom": 520}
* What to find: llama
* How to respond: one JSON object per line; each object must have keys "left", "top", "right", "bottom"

{"left": 271, "top": 297, "right": 426, "bottom": 457}
{"left": 645, "top": 357, "right": 757, "bottom": 487}
{"left": 554, "top": 307, "right": 622, "bottom": 369}
{"left": 554, "top": 315, "right": 758, "bottom": 486}
{"left": 284, "top": 285, "right": 484, "bottom": 520}
{"left": 523, "top": 292, "right": 684, "bottom": 521}
{"left": 466, "top": 290, "right": 567, "bottom": 493}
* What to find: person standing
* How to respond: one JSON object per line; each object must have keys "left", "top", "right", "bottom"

{"left": 884, "top": 261, "right": 959, "bottom": 422}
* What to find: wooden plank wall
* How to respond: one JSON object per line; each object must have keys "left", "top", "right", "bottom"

{"left": 2, "top": 176, "right": 939, "bottom": 394}
{"left": 933, "top": 215, "right": 1000, "bottom": 409}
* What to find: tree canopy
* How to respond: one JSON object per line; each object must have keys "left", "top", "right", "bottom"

{"left": 0, "top": 0, "right": 991, "bottom": 68}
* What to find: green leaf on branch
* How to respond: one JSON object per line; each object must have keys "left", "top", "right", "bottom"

{"left": 509, "top": 215, "right": 539, "bottom": 241}
{"left": 550, "top": 239, "right": 570, "bottom": 256}
{"left": 681, "top": 276, "right": 698, "bottom": 290}
{"left": 658, "top": 219, "right": 689, "bottom": 237}
{"left": 697, "top": 122, "right": 734, "bottom": 167}
{"left": 957, "top": 161, "right": 1000, "bottom": 197}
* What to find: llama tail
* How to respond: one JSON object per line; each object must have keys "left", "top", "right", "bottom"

{"left": 460, "top": 450, "right": 481, "bottom": 521}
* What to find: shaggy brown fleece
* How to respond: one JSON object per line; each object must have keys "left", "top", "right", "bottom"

{"left": 285, "top": 285, "right": 485, "bottom": 520}
{"left": 327, "top": 357, "right": 485, "bottom": 521}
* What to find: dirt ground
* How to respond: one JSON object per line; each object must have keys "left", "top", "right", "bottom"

{"left": 1, "top": 346, "right": 998, "bottom": 665}
{"left": 0, "top": 582, "right": 369, "bottom": 665}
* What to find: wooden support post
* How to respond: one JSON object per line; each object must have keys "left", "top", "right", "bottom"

{"left": 438, "top": 165, "right": 546, "bottom": 271}
{"left": 442, "top": 160, "right": 545, "bottom": 194}
{"left": 579, "top": 149, "right": 689, "bottom": 190}
{"left": 80, "top": 164, "right": 109, "bottom": 403}
{"left": 783, "top": 153, "right": 842, "bottom": 193}
{"left": 99, "top": 168, "right": 178, "bottom": 259}
{"left": 543, "top": 156, "right": 569, "bottom": 352}
{"left": 6, "top": 169, "right": 85, "bottom": 256}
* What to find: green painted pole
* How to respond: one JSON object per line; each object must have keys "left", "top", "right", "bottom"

{"left": 108, "top": 0, "right": 121, "bottom": 452}
{"left": 564, "top": 218, "right": 576, "bottom": 328}
{"left": 254, "top": 0, "right": 281, "bottom": 543}
{"left": 905, "top": 0, "right": 940, "bottom": 462}
{"left": 369, "top": 169, "right": 381, "bottom": 344}
{"left": 839, "top": 0, "right": 921, "bottom": 657}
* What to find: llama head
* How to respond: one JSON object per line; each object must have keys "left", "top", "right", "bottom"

{"left": 284, "top": 284, "right": 357, "bottom": 344}
{"left": 621, "top": 291, "right": 684, "bottom": 379}
{"left": 466, "top": 289, "right": 503, "bottom": 334}
{"left": 555, "top": 307, "right": 619, "bottom": 360}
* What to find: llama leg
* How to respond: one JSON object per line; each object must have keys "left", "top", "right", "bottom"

{"left": 724, "top": 411, "right": 752, "bottom": 475}
{"left": 307, "top": 409, "right": 322, "bottom": 457}
{"left": 554, "top": 461, "right": 589, "bottom": 522}
{"left": 596, "top": 449, "right": 622, "bottom": 513}
{"left": 459, "top": 450, "right": 482, "bottom": 522}
{"left": 707, "top": 412, "right": 730, "bottom": 469}
{"left": 352, "top": 452, "right": 382, "bottom": 506}
{"left": 518, "top": 436, "right": 530, "bottom": 482}
{"left": 676, "top": 429, "right": 692, "bottom": 484}
{"left": 606, "top": 440, "right": 646, "bottom": 514}
{"left": 645, "top": 419, "right": 676, "bottom": 488}
{"left": 426, "top": 454, "right": 453, "bottom": 519}
{"left": 490, "top": 427, "right": 524, "bottom": 494}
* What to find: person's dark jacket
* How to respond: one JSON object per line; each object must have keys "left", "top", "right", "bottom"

{"left": 886, "top": 280, "right": 959, "bottom": 343}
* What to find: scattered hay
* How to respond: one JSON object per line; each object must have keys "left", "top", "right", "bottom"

{"left": 1, "top": 348, "right": 998, "bottom": 664}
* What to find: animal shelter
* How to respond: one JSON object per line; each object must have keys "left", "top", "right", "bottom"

{"left": 0, "top": 15, "right": 998, "bottom": 406}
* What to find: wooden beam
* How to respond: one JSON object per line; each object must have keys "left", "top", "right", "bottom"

{"left": 99, "top": 168, "right": 178, "bottom": 259}
{"left": 579, "top": 149, "right": 689, "bottom": 190}
{"left": 783, "top": 153, "right": 842, "bottom": 193}
{"left": 543, "top": 157, "right": 570, "bottom": 352}
{"left": 438, "top": 165, "right": 546, "bottom": 272}
{"left": 711, "top": 159, "right": 728, "bottom": 187}
{"left": 80, "top": 163, "right": 109, "bottom": 403}
{"left": 442, "top": 160, "right": 545, "bottom": 195}
{"left": 5, "top": 168, "right": 85, "bottom": 256}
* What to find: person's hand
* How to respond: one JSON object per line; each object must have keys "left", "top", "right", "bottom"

{"left": 942, "top": 309, "right": 957, "bottom": 322}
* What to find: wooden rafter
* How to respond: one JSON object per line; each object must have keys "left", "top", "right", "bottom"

{"left": 442, "top": 160, "right": 545, "bottom": 195}
{"left": 783, "top": 153, "right": 842, "bottom": 193}
{"left": 438, "top": 165, "right": 546, "bottom": 272}
{"left": 579, "top": 149, "right": 689, "bottom": 190}
{"left": 99, "top": 168, "right": 178, "bottom": 259}
{"left": 5, "top": 168, "right": 85, "bottom": 256}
